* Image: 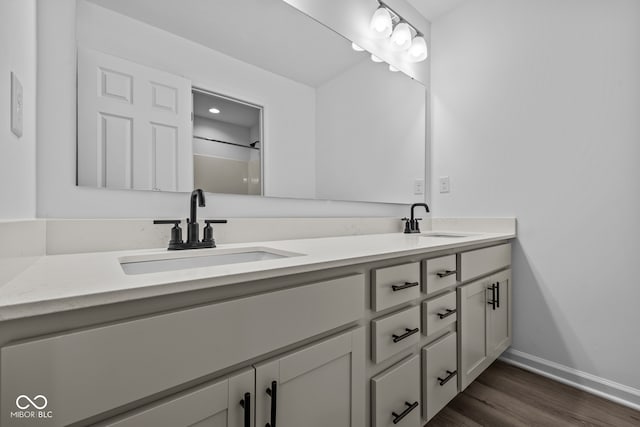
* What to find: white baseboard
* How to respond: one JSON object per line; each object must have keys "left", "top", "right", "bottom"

{"left": 499, "top": 349, "right": 640, "bottom": 412}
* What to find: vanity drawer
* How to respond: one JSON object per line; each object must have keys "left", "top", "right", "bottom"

{"left": 423, "top": 254, "right": 457, "bottom": 295}
{"left": 371, "top": 262, "right": 421, "bottom": 312}
{"left": 371, "top": 354, "right": 421, "bottom": 427}
{"left": 371, "top": 305, "right": 420, "bottom": 363}
{"left": 422, "top": 291, "right": 457, "bottom": 337}
{"left": 1, "top": 274, "right": 364, "bottom": 427}
{"left": 422, "top": 332, "right": 458, "bottom": 421}
{"left": 460, "top": 243, "right": 511, "bottom": 282}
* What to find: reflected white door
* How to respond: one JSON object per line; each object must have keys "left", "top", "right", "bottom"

{"left": 77, "top": 47, "right": 193, "bottom": 191}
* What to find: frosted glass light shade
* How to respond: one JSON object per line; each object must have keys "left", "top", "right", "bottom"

{"left": 351, "top": 42, "right": 365, "bottom": 52}
{"left": 370, "top": 7, "right": 392, "bottom": 38}
{"left": 390, "top": 23, "right": 412, "bottom": 51}
{"left": 389, "top": 65, "right": 399, "bottom": 72}
{"left": 370, "top": 54, "right": 384, "bottom": 63}
{"left": 407, "top": 36, "right": 428, "bottom": 62}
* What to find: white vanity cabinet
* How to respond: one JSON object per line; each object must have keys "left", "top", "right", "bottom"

{"left": 97, "top": 369, "right": 255, "bottom": 427}
{"left": 458, "top": 269, "right": 512, "bottom": 390}
{"left": 254, "top": 327, "right": 365, "bottom": 427}
{"left": 0, "top": 239, "right": 513, "bottom": 427}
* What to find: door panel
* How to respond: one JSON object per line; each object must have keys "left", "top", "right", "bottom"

{"left": 78, "top": 47, "right": 193, "bottom": 192}
{"left": 458, "top": 278, "right": 491, "bottom": 390}
{"left": 488, "top": 270, "right": 512, "bottom": 357}
{"left": 255, "top": 327, "right": 365, "bottom": 427}
{"left": 99, "top": 368, "right": 253, "bottom": 427}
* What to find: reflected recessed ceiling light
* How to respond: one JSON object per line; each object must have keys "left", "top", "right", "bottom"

{"left": 370, "top": 54, "right": 384, "bottom": 63}
{"left": 351, "top": 42, "right": 365, "bottom": 52}
{"left": 209, "top": 108, "right": 221, "bottom": 114}
{"left": 389, "top": 65, "right": 399, "bottom": 72}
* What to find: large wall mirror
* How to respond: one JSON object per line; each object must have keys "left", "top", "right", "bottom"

{"left": 75, "top": 0, "right": 428, "bottom": 204}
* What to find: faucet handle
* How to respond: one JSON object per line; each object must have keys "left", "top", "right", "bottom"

{"left": 154, "top": 219, "right": 181, "bottom": 225}
{"left": 202, "top": 220, "right": 227, "bottom": 245}
{"left": 204, "top": 219, "right": 228, "bottom": 224}
{"left": 153, "top": 220, "right": 184, "bottom": 247}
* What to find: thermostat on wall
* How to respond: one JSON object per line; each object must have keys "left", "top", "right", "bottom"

{"left": 11, "top": 72, "right": 23, "bottom": 138}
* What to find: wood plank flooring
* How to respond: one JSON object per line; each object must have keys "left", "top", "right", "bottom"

{"left": 427, "top": 361, "right": 640, "bottom": 426}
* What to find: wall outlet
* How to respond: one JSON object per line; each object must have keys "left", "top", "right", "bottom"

{"left": 11, "top": 72, "right": 24, "bottom": 138}
{"left": 413, "top": 179, "right": 424, "bottom": 195}
{"left": 439, "top": 176, "right": 450, "bottom": 193}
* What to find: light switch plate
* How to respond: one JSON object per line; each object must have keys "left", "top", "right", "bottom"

{"left": 11, "top": 72, "right": 24, "bottom": 138}
{"left": 413, "top": 179, "right": 424, "bottom": 195}
{"left": 439, "top": 176, "right": 450, "bottom": 193}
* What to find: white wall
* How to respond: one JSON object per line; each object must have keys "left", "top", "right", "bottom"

{"left": 36, "top": 0, "right": 408, "bottom": 218}
{"left": 316, "top": 59, "right": 426, "bottom": 204}
{"left": 432, "top": 0, "right": 640, "bottom": 394}
{"left": 0, "top": 0, "right": 37, "bottom": 219}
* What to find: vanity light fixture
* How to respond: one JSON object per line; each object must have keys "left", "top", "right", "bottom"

{"left": 407, "top": 36, "right": 428, "bottom": 62}
{"left": 370, "top": 54, "right": 384, "bottom": 63}
{"left": 351, "top": 42, "right": 365, "bottom": 51}
{"left": 389, "top": 64, "right": 399, "bottom": 72}
{"left": 208, "top": 108, "right": 221, "bottom": 114}
{"left": 369, "top": 6, "right": 393, "bottom": 38}
{"left": 368, "top": 2, "right": 429, "bottom": 62}
{"left": 390, "top": 22, "right": 412, "bottom": 51}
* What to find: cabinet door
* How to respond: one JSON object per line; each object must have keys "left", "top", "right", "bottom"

{"left": 457, "top": 277, "right": 492, "bottom": 391}
{"left": 100, "top": 369, "right": 254, "bottom": 427}
{"left": 488, "top": 270, "right": 512, "bottom": 357}
{"left": 255, "top": 327, "right": 365, "bottom": 427}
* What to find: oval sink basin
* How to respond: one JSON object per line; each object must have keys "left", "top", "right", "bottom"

{"left": 120, "top": 247, "right": 302, "bottom": 275}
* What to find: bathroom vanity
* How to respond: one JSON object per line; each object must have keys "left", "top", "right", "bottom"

{"left": 0, "top": 229, "right": 513, "bottom": 426}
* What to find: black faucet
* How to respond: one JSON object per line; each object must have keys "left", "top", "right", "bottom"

{"left": 403, "top": 203, "right": 430, "bottom": 233}
{"left": 154, "top": 189, "right": 227, "bottom": 250}
{"left": 187, "top": 189, "right": 206, "bottom": 244}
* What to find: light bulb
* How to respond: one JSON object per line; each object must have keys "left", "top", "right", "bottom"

{"left": 390, "top": 23, "right": 412, "bottom": 51}
{"left": 389, "top": 65, "right": 399, "bottom": 72}
{"left": 370, "top": 7, "right": 392, "bottom": 38}
{"left": 370, "top": 54, "right": 384, "bottom": 63}
{"left": 351, "top": 42, "right": 364, "bottom": 52}
{"left": 407, "top": 36, "right": 428, "bottom": 62}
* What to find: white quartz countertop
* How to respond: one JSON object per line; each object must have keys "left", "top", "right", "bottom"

{"left": 0, "top": 230, "right": 514, "bottom": 321}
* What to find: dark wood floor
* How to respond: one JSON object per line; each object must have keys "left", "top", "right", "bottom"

{"left": 428, "top": 361, "right": 640, "bottom": 426}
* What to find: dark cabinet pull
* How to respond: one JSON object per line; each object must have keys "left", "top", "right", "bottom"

{"left": 391, "top": 281, "right": 419, "bottom": 292}
{"left": 392, "top": 401, "right": 419, "bottom": 424}
{"left": 496, "top": 282, "right": 500, "bottom": 308}
{"left": 437, "top": 370, "right": 457, "bottom": 386}
{"left": 239, "top": 392, "right": 251, "bottom": 427}
{"left": 265, "top": 381, "right": 277, "bottom": 427}
{"left": 487, "top": 284, "right": 497, "bottom": 310}
{"left": 436, "top": 270, "right": 457, "bottom": 278}
{"left": 437, "top": 308, "right": 456, "bottom": 319}
{"left": 392, "top": 327, "right": 419, "bottom": 343}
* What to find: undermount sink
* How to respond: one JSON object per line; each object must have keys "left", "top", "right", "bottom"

{"left": 420, "top": 232, "right": 474, "bottom": 238}
{"left": 120, "top": 247, "right": 302, "bottom": 275}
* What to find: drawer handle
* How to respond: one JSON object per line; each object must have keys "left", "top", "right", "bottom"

{"left": 392, "top": 327, "right": 420, "bottom": 343}
{"left": 437, "top": 308, "right": 457, "bottom": 319}
{"left": 437, "top": 370, "right": 457, "bottom": 386}
{"left": 496, "top": 282, "right": 500, "bottom": 308}
{"left": 436, "top": 270, "right": 456, "bottom": 278}
{"left": 239, "top": 392, "right": 251, "bottom": 427}
{"left": 266, "top": 381, "right": 277, "bottom": 427}
{"left": 392, "top": 401, "right": 419, "bottom": 424}
{"left": 488, "top": 284, "right": 497, "bottom": 310}
{"left": 391, "top": 281, "right": 419, "bottom": 292}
